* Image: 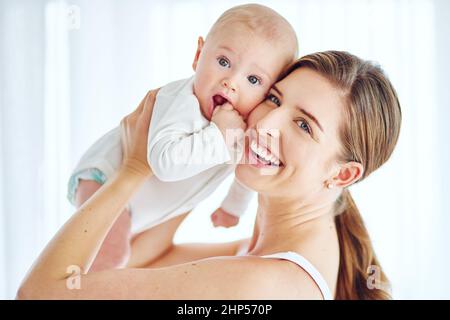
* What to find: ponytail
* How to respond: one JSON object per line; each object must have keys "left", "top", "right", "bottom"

{"left": 334, "top": 190, "right": 391, "bottom": 300}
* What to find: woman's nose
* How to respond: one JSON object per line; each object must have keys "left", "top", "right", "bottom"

{"left": 255, "top": 107, "right": 284, "bottom": 140}
{"left": 256, "top": 106, "right": 284, "bottom": 132}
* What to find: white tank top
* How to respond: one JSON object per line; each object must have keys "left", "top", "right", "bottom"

{"left": 260, "top": 251, "right": 333, "bottom": 300}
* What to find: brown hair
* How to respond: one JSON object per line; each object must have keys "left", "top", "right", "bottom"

{"left": 281, "top": 51, "right": 402, "bottom": 299}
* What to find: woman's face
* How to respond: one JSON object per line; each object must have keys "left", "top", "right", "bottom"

{"left": 236, "top": 67, "right": 346, "bottom": 201}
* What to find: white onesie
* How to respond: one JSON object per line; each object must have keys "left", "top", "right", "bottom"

{"left": 67, "top": 76, "right": 254, "bottom": 234}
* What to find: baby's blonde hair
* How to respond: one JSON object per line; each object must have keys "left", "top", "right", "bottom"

{"left": 206, "top": 4, "right": 298, "bottom": 62}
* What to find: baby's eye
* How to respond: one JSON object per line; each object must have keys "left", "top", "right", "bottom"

{"left": 217, "top": 57, "right": 230, "bottom": 68}
{"left": 248, "top": 75, "right": 261, "bottom": 85}
{"left": 296, "top": 119, "right": 312, "bottom": 135}
{"left": 266, "top": 93, "right": 281, "bottom": 106}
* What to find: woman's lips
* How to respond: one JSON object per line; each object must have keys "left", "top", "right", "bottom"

{"left": 246, "top": 138, "right": 283, "bottom": 168}
{"left": 246, "top": 129, "right": 283, "bottom": 167}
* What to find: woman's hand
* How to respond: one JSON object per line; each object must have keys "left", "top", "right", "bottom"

{"left": 17, "top": 89, "right": 161, "bottom": 299}
{"left": 120, "top": 89, "right": 159, "bottom": 177}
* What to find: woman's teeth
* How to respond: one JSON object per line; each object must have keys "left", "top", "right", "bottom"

{"left": 250, "top": 140, "right": 281, "bottom": 167}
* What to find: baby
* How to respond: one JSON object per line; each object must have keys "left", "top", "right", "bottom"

{"left": 68, "top": 4, "right": 298, "bottom": 245}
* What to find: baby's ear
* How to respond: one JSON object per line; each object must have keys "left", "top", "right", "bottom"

{"left": 192, "top": 36, "right": 205, "bottom": 71}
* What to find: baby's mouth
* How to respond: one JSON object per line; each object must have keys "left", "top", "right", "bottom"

{"left": 212, "top": 94, "right": 229, "bottom": 109}
{"left": 209, "top": 94, "right": 231, "bottom": 119}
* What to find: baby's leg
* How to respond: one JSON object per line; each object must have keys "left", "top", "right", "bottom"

{"left": 75, "top": 179, "right": 132, "bottom": 272}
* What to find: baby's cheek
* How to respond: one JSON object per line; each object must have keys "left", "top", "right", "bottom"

{"left": 243, "top": 93, "right": 265, "bottom": 116}
{"left": 235, "top": 102, "right": 253, "bottom": 120}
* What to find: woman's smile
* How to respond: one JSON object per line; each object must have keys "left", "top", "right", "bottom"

{"left": 249, "top": 139, "right": 280, "bottom": 166}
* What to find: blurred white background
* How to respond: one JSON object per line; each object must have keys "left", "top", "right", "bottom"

{"left": 1, "top": 0, "right": 449, "bottom": 299}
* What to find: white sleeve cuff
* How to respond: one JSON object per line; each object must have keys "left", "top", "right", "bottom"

{"left": 220, "top": 177, "right": 255, "bottom": 217}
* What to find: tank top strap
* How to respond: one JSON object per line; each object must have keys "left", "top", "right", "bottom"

{"left": 260, "top": 251, "right": 333, "bottom": 300}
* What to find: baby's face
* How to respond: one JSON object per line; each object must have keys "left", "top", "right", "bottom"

{"left": 192, "top": 28, "right": 289, "bottom": 121}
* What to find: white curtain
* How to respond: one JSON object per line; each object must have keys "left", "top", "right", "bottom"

{"left": 1, "top": 0, "right": 449, "bottom": 299}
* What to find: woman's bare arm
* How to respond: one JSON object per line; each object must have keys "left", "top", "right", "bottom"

{"left": 141, "top": 239, "right": 249, "bottom": 268}
{"left": 17, "top": 90, "right": 157, "bottom": 298}
{"left": 18, "top": 252, "right": 298, "bottom": 299}
{"left": 17, "top": 165, "right": 150, "bottom": 298}
{"left": 127, "top": 209, "right": 249, "bottom": 268}
{"left": 76, "top": 179, "right": 132, "bottom": 271}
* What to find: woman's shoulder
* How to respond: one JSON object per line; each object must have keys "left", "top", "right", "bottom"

{"left": 204, "top": 253, "right": 324, "bottom": 299}
{"left": 223, "top": 239, "right": 324, "bottom": 299}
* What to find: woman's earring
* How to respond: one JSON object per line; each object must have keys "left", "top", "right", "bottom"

{"left": 327, "top": 182, "right": 334, "bottom": 189}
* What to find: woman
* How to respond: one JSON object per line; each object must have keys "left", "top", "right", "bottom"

{"left": 17, "top": 51, "right": 401, "bottom": 300}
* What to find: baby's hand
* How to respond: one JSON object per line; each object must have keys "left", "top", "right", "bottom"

{"left": 210, "top": 207, "right": 240, "bottom": 228}
{"left": 211, "top": 103, "right": 246, "bottom": 161}
{"left": 211, "top": 103, "right": 246, "bottom": 137}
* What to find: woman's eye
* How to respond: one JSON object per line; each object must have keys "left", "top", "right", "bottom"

{"left": 248, "top": 75, "right": 261, "bottom": 85}
{"left": 218, "top": 57, "right": 230, "bottom": 68}
{"left": 296, "top": 119, "right": 312, "bottom": 135}
{"left": 266, "top": 93, "right": 281, "bottom": 106}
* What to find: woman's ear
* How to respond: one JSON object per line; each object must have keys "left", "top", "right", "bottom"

{"left": 333, "top": 161, "right": 364, "bottom": 189}
{"left": 192, "top": 36, "right": 205, "bottom": 71}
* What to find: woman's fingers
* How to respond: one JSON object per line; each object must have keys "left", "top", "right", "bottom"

{"left": 122, "top": 89, "right": 158, "bottom": 134}
{"left": 136, "top": 88, "right": 159, "bottom": 135}
{"left": 119, "top": 88, "right": 160, "bottom": 178}
{"left": 137, "top": 90, "right": 153, "bottom": 115}
{"left": 142, "top": 88, "right": 160, "bottom": 115}
{"left": 135, "top": 89, "right": 160, "bottom": 135}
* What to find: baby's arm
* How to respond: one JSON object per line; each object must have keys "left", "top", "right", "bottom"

{"left": 220, "top": 177, "right": 255, "bottom": 218}
{"left": 148, "top": 123, "right": 230, "bottom": 181}
{"left": 147, "top": 97, "right": 244, "bottom": 182}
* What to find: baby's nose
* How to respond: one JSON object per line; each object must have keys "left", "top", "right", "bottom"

{"left": 222, "top": 79, "right": 236, "bottom": 92}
